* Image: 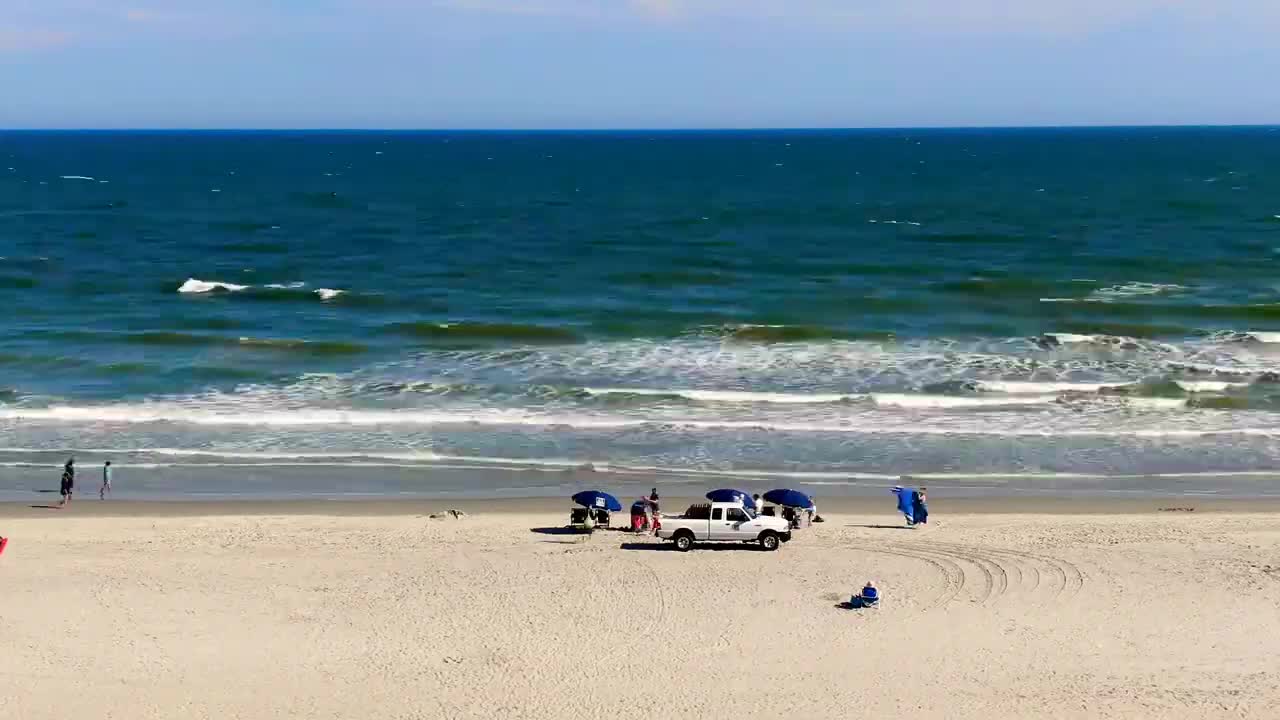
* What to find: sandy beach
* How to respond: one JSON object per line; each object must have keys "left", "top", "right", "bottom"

{"left": 2, "top": 499, "right": 1278, "bottom": 719}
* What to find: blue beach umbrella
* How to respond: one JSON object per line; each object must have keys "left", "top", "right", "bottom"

{"left": 763, "top": 488, "right": 814, "bottom": 510}
{"left": 571, "top": 490, "right": 622, "bottom": 512}
{"left": 705, "top": 489, "right": 757, "bottom": 510}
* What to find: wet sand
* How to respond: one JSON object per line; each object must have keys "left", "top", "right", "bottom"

{"left": 4, "top": 494, "right": 1280, "bottom": 518}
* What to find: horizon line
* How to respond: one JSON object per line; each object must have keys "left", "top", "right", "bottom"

{"left": 2, "top": 123, "right": 1279, "bottom": 133}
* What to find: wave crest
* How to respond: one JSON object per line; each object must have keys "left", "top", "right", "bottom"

{"left": 178, "top": 278, "right": 248, "bottom": 293}
{"left": 383, "top": 322, "right": 581, "bottom": 344}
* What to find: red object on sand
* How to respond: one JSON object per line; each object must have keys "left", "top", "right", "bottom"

{"left": 0, "top": 537, "right": 8, "bottom": 556}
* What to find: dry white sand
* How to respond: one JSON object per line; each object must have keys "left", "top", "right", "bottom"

{"left": 2, "top": 505, "right": 1278, "bottom": 719}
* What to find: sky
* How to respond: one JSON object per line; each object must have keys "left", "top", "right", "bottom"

{"left": 2, "top": 1, "right": 1279, "bottom": 129}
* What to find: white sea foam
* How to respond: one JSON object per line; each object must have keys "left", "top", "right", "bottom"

{"left": 975, "top": 380, "right": 1133, "bottom": 394}
{"left": 871, "top": 394, "right": 1057, "bottom": 409}
{"left": 584, "top": 387, "right": 854, "bottom": 404}
{"left": 1246, "top": 332, "right": 1280, "bottom": 343}
{"left": 1040, "top": 333, "right": 1097, "bottom": 344}
{"left": 59, "top": 175, "right": 95, "bottom": 181}
{"left": 2, "top": 404, "right": 1277, "bottom": 437}
{"left": 1124, "top": 397, "right": 1189, "bottom": 410}
{"left": 178, "top": 278, "right": 343, "bottom": 299}
{"left": 1037, "top": 333, "right": 1177, "bottom": 352}
{"left": 1174, "top": 381, "right": 1248, "bottom": 392}
{"left": 1089, "top": 282, "right": 1187, "bottom": 300}
{"left": 177, "top": 278, "right": 249, "bottom": 293}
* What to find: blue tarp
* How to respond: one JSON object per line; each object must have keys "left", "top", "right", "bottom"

{"left": 572, "top": 490, "right": 622, "bottom": 512}
{"left": 763, "top": 488, "right": 814, "bottom": 509}
{"left": 892, "top": 486, "right": 915, "bottom": 522}
{"left": 706, "top": 489, "right": 757, "bottom": 510}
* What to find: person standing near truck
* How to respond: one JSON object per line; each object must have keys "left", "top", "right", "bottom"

{"left": 648, "top": 488, "right": 661, "bottom": 535}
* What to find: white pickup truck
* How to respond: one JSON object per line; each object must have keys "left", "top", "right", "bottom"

{"left": 657, "top": 502, "right": 793, "bottom": 551}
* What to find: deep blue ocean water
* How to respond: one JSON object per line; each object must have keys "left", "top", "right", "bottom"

{"left": 5, "top": 128, "right": 1280, "bottom": 497}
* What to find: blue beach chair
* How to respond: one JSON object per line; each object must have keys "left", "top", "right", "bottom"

{"left": 853, "top": 582, "right": 880, "bottom": 609}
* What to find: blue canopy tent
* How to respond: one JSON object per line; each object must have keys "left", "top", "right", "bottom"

{"left": 763, "top": 488, "right": 814, "bottom": 510}
{"left": 705, "top": 489, "right": 757, "bottom": 510}
{"left": 571, "top": 490, "right": 622, "bottom": 512}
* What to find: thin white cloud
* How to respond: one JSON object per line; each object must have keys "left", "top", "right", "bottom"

{"left": 432, "top": 0, "right": 1280, "bottom": 34}
{"left": 0, "top": 27, "right": 73, "bottom": 52}
{"left": 123, "top": 9, "right": 163, "bottom": 23}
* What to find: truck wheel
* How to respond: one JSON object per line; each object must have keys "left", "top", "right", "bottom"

{"left": 759, "top": 531, "right": 780, "bottom": 551}
{"left": 673, "top": 532, "right": 695, "bottom": 552}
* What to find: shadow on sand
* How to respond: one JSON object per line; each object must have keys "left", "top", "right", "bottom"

{"left": 846, "top": 524, "right": 917, "bottom": 531}
{"left": 530, "top": 526, "right": 633, "bottom": 536}
{"left": 29, "top": 504, "right": 62, "bottom": 510}
{"left": 619, "top": 541, "right": 765, "bottom": 552}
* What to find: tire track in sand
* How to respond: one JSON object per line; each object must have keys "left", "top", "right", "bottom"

{"left": 851, "top": 543, "right": 966, "bottom": 609}
{"left": 851, "top": 539, "right": 1084, "bottom": 608}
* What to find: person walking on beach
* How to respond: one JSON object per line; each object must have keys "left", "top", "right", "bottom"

{"left": 100, "top": 461, "right": 113, "bottom": 500}
{"left": 648, "top": 488, "right": 661, "bottom": 535}
{"left": 752, "top": 493, "right": 763, "bottom": 516}
{"left": 912, "top": 487, "right": 929, "bottom": 525}
{"left": 58, "top": 458, "right": 75, "bottom": 508}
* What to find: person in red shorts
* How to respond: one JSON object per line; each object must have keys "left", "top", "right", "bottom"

{"left": 630, "top": 499, "right": 650, "bottom": 533}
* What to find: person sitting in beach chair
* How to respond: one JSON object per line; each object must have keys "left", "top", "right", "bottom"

{"left": 855, "top": 581, "right": 879, "bottom": 608}
{"left": 570, "top": 507, "right": 608, "bottom": 530}
{"left": 589, "top": 507, "right": 611, "bottom": 528}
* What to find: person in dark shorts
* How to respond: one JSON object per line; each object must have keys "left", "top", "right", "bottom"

{"left": 648, "top": 488, "right": 661, "bottom": 534}
{"left": 58, "top": 457, "right": 75, "bottom": 507}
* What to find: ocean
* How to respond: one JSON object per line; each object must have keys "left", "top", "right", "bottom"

{"left": 4, "top": 127, "right": 1280, "bottom": 499}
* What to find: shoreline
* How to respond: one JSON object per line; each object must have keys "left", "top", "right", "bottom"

{"left": 6, "top": 462, "right": 1280, "bottom": 507}
{"left": 5, "top": 494, "right": 1280, "bottom": 518}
